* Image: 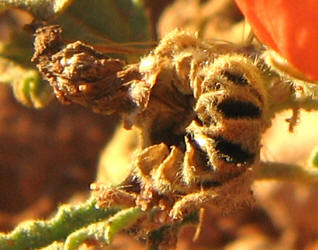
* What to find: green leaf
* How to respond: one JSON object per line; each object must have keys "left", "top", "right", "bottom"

{"left": 55, "top": 0, "right": 151, "bottom": 44}
{"left": 310, "top": 147, "right": 318, "bottom": 168}
{"left": 0, "top": 16, "right": 54, "bottom": 108}
{"left": 0, "top": 0, "right": 73, "bottom": 20}
{"left": 0, "top": 57, "right": 53, "bottom": 108}
{"left": 312, "top": 154, "right": 318, "bottom": 168}
{"left": 0, "top": 28, "right": 33, "bottom": 67}
{"left": 0, "top": 0, "right": 151, "bottom": 45}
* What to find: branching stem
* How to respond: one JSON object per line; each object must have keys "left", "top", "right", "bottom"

{"left": 0, "top": 197, "right": 119, "bottom": 250}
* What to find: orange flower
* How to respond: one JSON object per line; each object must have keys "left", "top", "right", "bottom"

{"left": 235, "top": 0, "right": 318, "bottom": 81}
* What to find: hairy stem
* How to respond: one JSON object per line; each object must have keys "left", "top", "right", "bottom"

{"left": 266, "top": 75, "right": 318, "bottom": 119}
{"left": 0, "top": 197, "right": 119, "bottom": 250}
{"left": 64, "top": 207, "right": 144, "bottom": 249}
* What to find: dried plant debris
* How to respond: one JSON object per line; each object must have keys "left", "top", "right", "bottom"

{"left": 30, "top": 23, "right": 318, "bottom": 248}
{"left": 0, "top": 0, "right": 150, "bottom": 109}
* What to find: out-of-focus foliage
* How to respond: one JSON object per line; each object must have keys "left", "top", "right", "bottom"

{"left": 310, "top": 147, "right": 318, "bottom": 168}
{"left": 0, "top": 0, "right": 151, "bottom": 43}
{"left": 0, "top": 0, "right": 73, "bottom": 20}
{"left": 0, "top": 0, "right": 151, "bottom": 108}
{"left": 55, "top": 0, "right": 150, "bottom": 44}
{"left": 0, "top": 58, "right": 53, "bottom": 108}
{"left": 0, "top": 23, "right": 54, "bottom": 107}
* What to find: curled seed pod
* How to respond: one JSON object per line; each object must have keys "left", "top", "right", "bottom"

{"left": 89, "top": 30, "right": 269, "bottom": 220}
{"left": 33, "top": 25, "right": 270, "bottom": 240}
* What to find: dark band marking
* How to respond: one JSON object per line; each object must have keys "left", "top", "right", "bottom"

{"left": 198, "top": 180, "right": 220, "bottom": 189}
{"left": 214, "top": 136, "right": 255, "bottom": 164}
{"left": 221, "top": 70, "right": 266, "bottom": 106}
{"left": 217, "top": 98, "right": 261, "bottom": 119}
{"left": 222, "top": 70, "right": 249, "bottom": 85}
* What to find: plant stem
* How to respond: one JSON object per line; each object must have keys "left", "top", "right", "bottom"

{"left": 0, "top": 197, "right": 119, "bottom": 250}
{"left": 64, "top": 207, "right": 144, "bottom": 250}
{"left": 256, "top": 161, "right": 318, "bottom": 184}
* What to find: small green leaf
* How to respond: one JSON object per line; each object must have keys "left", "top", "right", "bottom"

{"left": 0, "top": 19, "right": 55, "bottom": 108}
{"left": 312, "top": 154, "right": 318, "bottom": 168}
{"left": 11, "top": 69, "right": 54, "bottom": 108}
{"left": 310, "top": 147, "right": 318, "bottom": 168}
{"left": 0, "top": 58, "right": 53, "bottom": 108}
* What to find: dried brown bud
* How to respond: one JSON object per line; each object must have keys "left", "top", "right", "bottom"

{"left": 32, "top": 24, "right": 144, "bottom": 116}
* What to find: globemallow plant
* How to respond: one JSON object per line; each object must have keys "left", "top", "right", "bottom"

{"left": 1, "top": 1, "right": 318, "bottom": 249}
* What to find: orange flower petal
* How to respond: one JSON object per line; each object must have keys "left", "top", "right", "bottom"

{"left": 235, "top": 0, "right": 318, "bottom": 81}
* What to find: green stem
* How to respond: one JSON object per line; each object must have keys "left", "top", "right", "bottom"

{"left": 256, "top": 162, "right": 318, "bottom": 184}
{"left": 0, "top": 197, "right": 119, "bottom": 250}
{"left": 64, "top": 207, "right": 144, "bottom": 250}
